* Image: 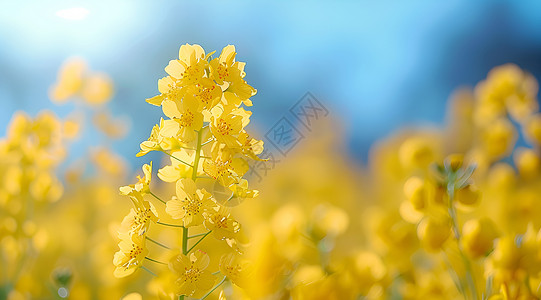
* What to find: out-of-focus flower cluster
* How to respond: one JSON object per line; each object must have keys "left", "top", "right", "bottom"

{"left": 2, "top": 45, "right": 541, "bottom": 300}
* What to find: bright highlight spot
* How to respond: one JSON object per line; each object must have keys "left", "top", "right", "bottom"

{"left": 57, "top": 287, "right": 68, "bottom": 298}
{"left": 55, "top": 7, "right": 89, "bottom": 21}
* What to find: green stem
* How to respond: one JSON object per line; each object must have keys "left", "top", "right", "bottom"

{"left": 179, "top": 145, "right": 196, "bottom": 150}
{"left": 157, "top": 221, "right": 184, "bottom": 228}
{"left": 447, "top": 183, "right": 478, "bottom": 300}
{"left": 179, "top": 127, "right": 204, "bottom": 300}
{"left": 192, "top": 129, "right": 203, "bottom": 182}
{"left": 201, "top": 138, "right": 214, "bottom": 146}
{"left": 187, "top": 231, "right": 212, "bottom": 254}
{"left": 150, "top": 191, "right": 166, "bottom": 204}
{"left": 182, "top": 227, "right": 188, "bottom": 255}
{"left": 141, "top": 265, "right": 157, "bottom": 277}
{"left": 201, "top": 276, "right": 227, "bottom": 300}
{"left": 161, "top": 151, "right": 193, "bottom": 168}
{"left": 147, "top": 237, "right": 171, "bottom": 250}
{"left": 188, "top": 231, "right": 212, "bottom": 239}
{"left": 145, "top": 257, "right": 167, "bottom": 265}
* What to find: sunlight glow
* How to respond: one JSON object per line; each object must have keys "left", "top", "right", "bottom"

{"left": 55, "top": 7, "right": 89, "bottom": 21}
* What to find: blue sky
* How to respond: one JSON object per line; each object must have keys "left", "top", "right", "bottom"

{"left": 1, "top": 1, "right": 540, "bottom": 166}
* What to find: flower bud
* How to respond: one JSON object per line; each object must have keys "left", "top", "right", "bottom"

{"left": 403, "top": 176, "right": 426, "bottom": 211}
{"left": 461, "top": 218, "right": 499, "bottom": 258}
{"left": 417, "top": 217, "right": 451, "bottom": 252}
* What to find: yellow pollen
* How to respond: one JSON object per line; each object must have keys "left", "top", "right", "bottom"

{"left": 179, "top": 111, "right": 194, "bottom": 127}
{"left": 214, "top": 215, "right": 228, "bottom": 228}
{"left": 217, "top": 119, "right": 233, "bottom": 135}
{"left": 183, "top": 266, "right": 201, "bottom": 283}
{"left": 182, "top": 197, "right": 202, "bottom": 215}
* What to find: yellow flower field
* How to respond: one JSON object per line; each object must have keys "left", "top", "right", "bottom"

{"left": 2, "top": 28, "right": 541, "bottom": 300}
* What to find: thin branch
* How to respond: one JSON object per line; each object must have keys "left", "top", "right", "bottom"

{"left": 161, "top": 151, "right": 193, "bottom": 167}
{"left": 157, "top": 221, "right": 185, "bottom": 228}
{"left": 187, "top": 231, "right": 212, "bottom": 253}
{"left": 145, "top": 257, "right": 167, "bottom": 265}
{"left": 201, "top": 139, "right": 214, "bottom": 146}
{"left": 150, "top": 191, "right": 166, "bottom": 204}
{"left": 201, "top": 276, "right": 227, "bottom": 299}
{"left": 141, "top": 265, "right": 157, "bottom": 277}
{"left": 147, "top": 237, "right": 171, "bottom": 249}
{"left": 188, "top": 231, "right": 212, "bottom": 239}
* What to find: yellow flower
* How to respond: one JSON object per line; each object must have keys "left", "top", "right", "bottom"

{"left": 157, "top": 149, "right": 203, "bottom": 182}
{"left": 461, "top": 217, "right": 499, "bottom": 258}
{"left": 113, "top": 234, "right": 148, "bottom": 278}
{"left": 118, "top": 195, "right": 158, "bottom": 237}
{"left": 237, "top": 130, "right": 265, "bottom": 160}
{"left": 165, "top": 178, "right": 216, "bottom": 227}
{"left": 398, "top": 135, "right": 441, "bottom": 171}
{"left": 28, "top": 171, "right": 63, "bottom": 202}
{"left": 224, "top": 179, "right": 259, "bottom": 206}
{"left": 403, "top": 176, "right": 427, "bottom": 211}
{"left": 219, "top": 252, "right": 251, "bottom": 287}
{"left": 475, "top": 64, "right": 538, "bottom": 123}
{"left": 203, "top": 144, "right": 249, "bottom": 187}
{"left": 49, "top": 57, "right": 87, "bottom": 103}
{"left": 513, "top": 147, "right": 540, "bottom": 180}
{"left": 455, "top": 184, "right": 481, "bottom": 207}
{"left": 168, "top": 250, "right": 216, "bottom": 297}
{"left": 209, "top": 45, "right": 256, "bottom": 107}
{"left": 49, "top": 57, "right": 115, "bottom": 106}
{"left": 309, "top": 204, "right": 349, "bottom": 240}
{"left": 417, "top": 216, "right": 451, "bottom": 252}
{"left": 210, "top": 106, "right": 246, "bottom": 147}
{"left": 480, "top": 118, "right": 517, "bottom": 161}
{"left": 523, "top": 114, "right": 541, "bottom": 147}
{"left": 165, "top": 43, "right": 210, "bottom": 86}
{"left": 121, "top": 293, "right": 142, "bottom": 300}
{"left": 90, "top": 147, "right": 127, "bottom": 177}
{"left": 92, "top": 111, "right": 129, "bottom": 139}
{"left": 351, "top": 251, "right": 387, "bottom": 295}
{"left": 136, "top": 124, "right": 161, "bottom": 157}
{"left": 204, "top": 206, "right": 240, "bottom": 240}
{"left": 209, "top": 45, "right": 240, "bottom": 86}
{"left": 146, "top": 76, "right": 183, "bottom": 106}
{"left": 160, "top": 94, "right": 204, "bottom": 143}
{"left": 188, "top": 78, "right": 222, "bottom": 111}
{"left": 119, "top": 163, "right": 153, "bottom": 196}
{"left": 80, "top": 72, "right": 113, "bottom": 106}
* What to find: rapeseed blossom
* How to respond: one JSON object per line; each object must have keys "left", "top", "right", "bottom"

{"left": 4, "top": 41, "right": 541, "bottom": 300}
{"left": 115, "top": 43, "right": 263, "bottom": 299}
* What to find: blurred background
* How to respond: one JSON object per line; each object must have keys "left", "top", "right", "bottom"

{"left": 3, "top": 2, "right": 541, "bottom": 299}
{"left": 1, "top": 0, "right": 541, "bottom": 166}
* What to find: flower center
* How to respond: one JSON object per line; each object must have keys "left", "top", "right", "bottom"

{"left": 216, "top": 64, "right": 229, "bottom": 81}
{"left": 213, "top": 215, "right": 228, "bottom": 229}
{"left": 183, "top": 265, "right": 201, "bottom": 283}
{"left": 179, "top": 111, "right": 194, "bottom": 127}
{"left": 216, "top": 118, "right": 233, "bottom": 135}
{"left": 182, "top": 196, "right": 202, "bottom": 216}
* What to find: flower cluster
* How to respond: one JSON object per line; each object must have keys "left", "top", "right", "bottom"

{"left": 0, "top": 111, "right": 72, "bottom": 298}
{"left": 114, "top": 44, "right": 263, "bottom": 299}
{"left": 365, "top": 63, "right": 541, "bottom": 299}
{"left": 49, "top": 57, "right": 114, "bottom": 106}
{"left": 222, "top": 64, "right": 541, "bottom": 299}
